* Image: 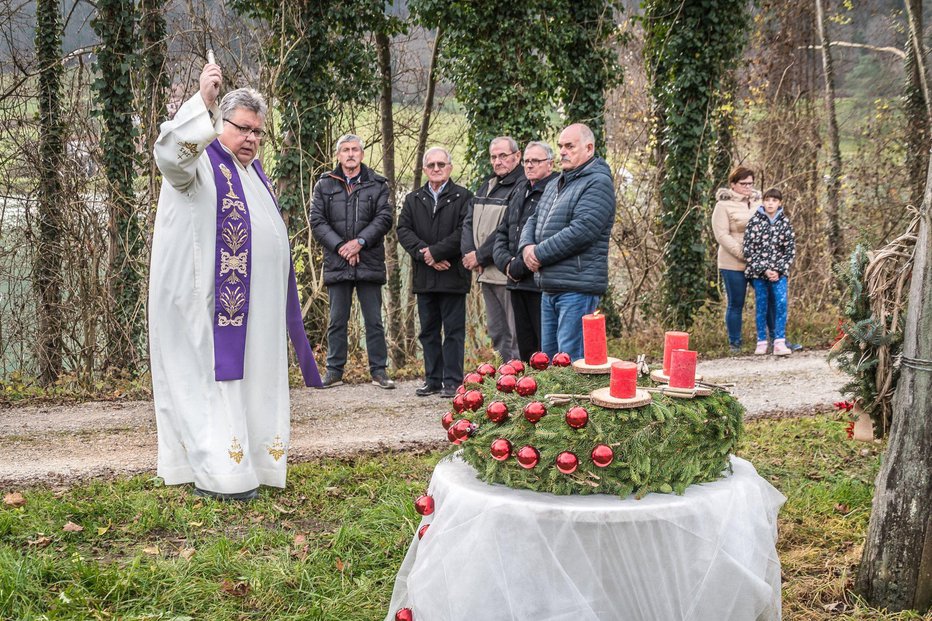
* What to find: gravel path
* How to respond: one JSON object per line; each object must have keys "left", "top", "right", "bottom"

{"left": 0, "top": 350, "right": 846, "bottom": 488}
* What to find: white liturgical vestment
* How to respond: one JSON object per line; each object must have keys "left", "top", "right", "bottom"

{"left": 150, "top": 93, "right": 291, "bottom": 494}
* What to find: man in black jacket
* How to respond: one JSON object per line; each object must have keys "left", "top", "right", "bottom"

{"left": 397, "top": 147, "right": 473, "bottom": 398}
{"left": 461, "top": 136, "right": 524, "bottom": 361}
{"left": 493, "top": 141, "right": 558, "bottom": 361}
{"left": 310, "top": 134, "right": 395, "bottom": 389}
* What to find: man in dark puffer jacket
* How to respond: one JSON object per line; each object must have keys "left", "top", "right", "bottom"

{"left": 310, "top": 134, "right": 394, "bottom": 389}
{"left": 519, "top": 123, "right": 616, "bottom": 360}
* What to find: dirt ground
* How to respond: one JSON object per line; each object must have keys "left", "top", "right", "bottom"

{"left": 0, "top": 350, "right": 846, "bottom": 488}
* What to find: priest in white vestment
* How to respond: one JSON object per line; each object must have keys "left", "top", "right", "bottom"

{"left": 149, "top": 62, "right": 320, "bottom": 500}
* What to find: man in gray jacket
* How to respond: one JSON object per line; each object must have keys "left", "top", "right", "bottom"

{"left": 461, "top": 136, "right": 524, "bottom": 361}
{"left": 520, "top": 123, "right": 616, "bottom": 360}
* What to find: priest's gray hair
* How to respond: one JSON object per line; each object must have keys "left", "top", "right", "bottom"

{"left": 490, "top": 136, "right": 519, "bottom": 153}
{"left": 220, "top": 88, "right": 268, "bottom": 121}
{"left": 423, "top": 146, "right": 452, "bottom": 167}
{"left": 335, "top": 134, "right": 365, "bottom": 154}
{"left": 525, "top": 141, "right": 554, "bottom": 160}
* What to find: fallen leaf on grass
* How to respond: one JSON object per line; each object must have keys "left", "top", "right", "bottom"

{"left": 272, "top": 503, "right": 295, "bottom": 514}
{"left": 28, "top": 535, "right": 52, "bottom": 548}
{"left": 62, "top": 521, "right": 84, "bottom": 533}
{"left": 220, "top": 579, "right": 249, "bottom": 597}
{"left": 335, "top": 558, "right": 345, "bottom": 572}
{"left": 3, "top": 492, "right": 26, "bottom": 508}
{"left": 834, "top": 503, "right": 850, "bottom": 514}
{"left": 179, "top": 547, "right": 196, "bottom": 561}
{"left": 822, "top": 601, "right": 847, "bottom": 613}
{"left": 97, "top": 524, "right": 110, "bottom": 536}
{"left": 187, "top": 521, "right": 203, "bottom": 527}
{"left": 293, "top": 534, "right": 306, "bottom": 546}
{"left": 142, "top": 545, "right": 160, "bottom": 556}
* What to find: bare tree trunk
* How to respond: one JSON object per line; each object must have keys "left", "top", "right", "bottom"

{"left": 904, "top": 0, "right": 929, "bottom": 210}
{"left": 375, "top": 29, "right": 408, "bottom": 368}
{"left": 814, "top": 0, "right": 845, "bottom": 268}
{"left": 856, "top": 2, "right": 932, "bottom": 611}
{"left": 412, "top": 27, "right": 442, "bottom": 190}
{"left": 35, "top": 0, "right": 64, "bottom": 385}
{"left": 139, "top": 0, "right": 167, "bottom": 219}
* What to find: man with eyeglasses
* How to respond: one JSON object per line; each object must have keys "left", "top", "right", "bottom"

{"left": 493, "top": 141, "right": 558, "bottom": 361}
{"left": 397, "top": 147, "right": 473, "bottom": 398}
{"left": 519, "top": 123, "right": 616, "bottom": 361}
{"left": 461, "top": 137, "right": 525, "bottom": 361}
{"left": 150, "top": 62, "right": 321, "bottom": 501}
{"left": 310, "top": 135, "right": 395, "bottom": 390}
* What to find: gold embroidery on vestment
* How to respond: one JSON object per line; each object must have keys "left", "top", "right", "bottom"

{"left": 222, "top": 221, "right": 248, "bottom": 253}
{"left": 178, "top": 141, "right": 199, "bottom": 160}
{"left": 219, "top": 164, "right": 239, "bottom": 199}
{"left": 220, "top": 249, "right": 248, "bottom": 276}
{"left": 229, "top": 437, "right": 244, "bottom": 464}
{"left": 267, "top": 435, "right": 286, "bottom": 461}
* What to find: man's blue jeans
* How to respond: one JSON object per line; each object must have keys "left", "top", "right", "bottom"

{"left": 541, "top": 292, "right": 600, "bottom": 360}
{"left": 752, "top": 276, "right": 788, "bottom": 341}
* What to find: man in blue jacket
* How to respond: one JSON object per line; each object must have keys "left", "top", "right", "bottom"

{"left": 519, "top": 124, "right": 616, "bottom": 360}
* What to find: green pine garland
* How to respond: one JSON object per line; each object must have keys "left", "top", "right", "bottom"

{"left": 449, "top": 366, "right": 744, "bottom": 499}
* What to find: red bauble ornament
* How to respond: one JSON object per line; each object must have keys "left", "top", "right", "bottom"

{"left": 449, "top": 419, "right": 475, "bottom": 444}
{"left": 463, "top": 389, "right": 484, "bottom": 411}
{"left": 414, "top": 494, "right": 435, "bottom": 516}
{"left": 441, "top": 411, "right": 455, "bottom": 430}
{"left": 523, "top": 401, "right": 547, "bottom": 423}
{"left": 464, "top": 372, "right": 484, "bottom": 386}
{"left": 565, "top": 406, "right": 589, "bottom": 429}
{"left": 486, "top": 401, "right": 509, "bottom": 423}
{"left": 515, "top": 375, "right": 538, "bottom": 397}
{"left": 516, "top": 445, "right": 540, "bottom": 469}
{"left": 507, "top": 359, "right": 526, "bottom": 374}
{"left": 490, "top": 438, "right": 512, "bottom": 461}
{"left": 418, "top": 524, "right": 430, "bottom": 539}
{"left": 552, "top": 352, "right": 572, "bottom": 367}
{"left": 477, "top": 363, "right": 497, "bottom": 377}
{"left": 556, "top": 451, "right": 579, "bottom": 474}
{"left": 456, "top": 385, "right": 466, "bottom": 395}
{"left": 529, "top": 352, "right": 550, "bottom": 370}
{"left": 496, "top": 374, "right": 517, "bottom": 393}
{"left": 452, "top": 394, "right": 466, "bottom": 412}
{"left": 395, "top": 608, "right": 414, "bottom": 621}
{"left": 497, "top": 363, "right": 517, "bottom": 376}
{"left": 591, "top": 444, "right": 614, "bottom": 468}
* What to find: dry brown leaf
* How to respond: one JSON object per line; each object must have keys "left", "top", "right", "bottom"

{"left": 272, "top": 503, "right": 295, "bottom": 514}
{"left": 220, "top": 579, "right": 249, "bottom": 597}
{"left": 3, "top": 492, "right": 26, "bottom": 508}
{"left": 28, "top": 535, "right": 52, "bottom": 548}
{"left": 291, "top": 545, "right": 309, "bottom": 561}
{"left": 179, "top": 547, "right": 196, "bottom": 561}
{"left": 187, "top": 521, "right": 203, "bottom": 527}
{"left": 335, "top": 558, "right": 345, "bottom": 572}
{"left": 822, "top": 601, "right": 847, "bottom": 613}
{"left": 142, "top": 545, "right": 160, "bottom": 556}
{"left": 834, "top": 503, "right": 850, "bottom": 514}
{"left": 62, "top": 521, "right": 84, "bottom": 533}
{"left": 293, "top": 533, "right": 306, "bottom": 546}
{"left": 96, "top": 524, "right": 110, "bottom": 536}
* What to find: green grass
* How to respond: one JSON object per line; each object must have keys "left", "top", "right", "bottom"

{"left": 2, "top": 414, "right": 931, "bottom": 619}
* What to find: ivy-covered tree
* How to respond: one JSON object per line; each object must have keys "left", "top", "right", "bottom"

{"left": 138, "top": 0, "right": 168, "bottom": 215}
{"left": 91, "top": 0, "right": 143, "bottom": 372}
{"left": 35, "top": 0, "right": 64, "bottom": 385}
{"left": 643, "top": 0, "right": 750, "bottom": 327}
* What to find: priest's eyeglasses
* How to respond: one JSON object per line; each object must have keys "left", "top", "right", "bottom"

{"left": 224, "top": 119, "right": 266, "bottom": 140}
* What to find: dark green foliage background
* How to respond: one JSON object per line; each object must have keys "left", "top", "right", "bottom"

{"left": 451, "top": 366, "right": 744, "bottom": 498}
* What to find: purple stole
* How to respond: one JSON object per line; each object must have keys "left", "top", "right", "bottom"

{"left": 206, "top": 140, "right": 321, "bottom": 387}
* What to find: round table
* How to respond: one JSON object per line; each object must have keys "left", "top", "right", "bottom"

{"left": 386, "top": 455, "right": 785, "bottom": 621}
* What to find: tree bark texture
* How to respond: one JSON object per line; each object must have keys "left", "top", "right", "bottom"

{"left": 904, "top": 0, "right": 929, "bottom": 210}
{"left": 35, "top": 0, "right": 64, "bottom": 385}
{"left": 139, "top": 0, "right": 168, "bottom": 219}
{"left": 412, "top": 27, "right": 441, "bottom": 191}
{"left": 856, "top": 155, "right": 932, "bottom": 612}
{"left": 814, "top": 0, "right": 845, "bottom": 269}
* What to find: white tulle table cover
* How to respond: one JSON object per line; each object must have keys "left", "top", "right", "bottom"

{"left": 385, "top": 454, "right": 785, "bottom": 621}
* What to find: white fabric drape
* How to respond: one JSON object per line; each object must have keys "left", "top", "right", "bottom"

{"left": 150, "top": 93, "right": 291, "bottom": 494}
{"left": 386, "top": 455, "right": 785, "bottom": 621}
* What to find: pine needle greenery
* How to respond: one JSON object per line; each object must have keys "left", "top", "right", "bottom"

{"left": 448, "top": 366, "right": 744, "bottom": 499}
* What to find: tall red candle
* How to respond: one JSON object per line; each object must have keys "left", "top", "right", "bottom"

{"left": 582, "top": 312, "right": 607, "bottom": 365}
{"left": 669, "top": 349, "right": 697, "bottom": 389}
{"left": 662, "top": 331, "right": 690, "bottom": 375}
{"left": 610, "top": 361, "right": 638, "bottom": 398}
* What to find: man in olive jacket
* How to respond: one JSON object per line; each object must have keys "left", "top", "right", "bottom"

{"left": 520, "top": 124, "right": 616, "bottom": 361}
{"left": 310, "top": 134, "right": 394, "bottom": 389}
{"left": 397, "top": 147, "right": 473, "bottom": 398}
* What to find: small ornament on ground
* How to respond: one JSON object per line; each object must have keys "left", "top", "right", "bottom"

{"left": 463, "top": 389, "right": 484, "bottom": 411}
{"left": 516, "top": 445, "right": 541, "bottom": 469}
{"left": 477, "top": 363, "right": 497, "bottom": 377}
{"left": 507, "top": 359, "right": 526, "bottom": 374}
{"left": 529, "top": 351, "right": 550, "bottom": 370}
{"left": 417, "top": 524, "right": 429, "bottom": 539}
{"left": 497, "top": 363, "right": 517, "bottom": 376}
{"left": 441, "top": 411, "right": 454, "bottom": 430}
{"left": 490, "top": 438, "right": 512, "bottom": 461}
{"left": 464, "top": 372, "right": 484, "bottom": 385}
{"left": 515, "top": 376, "right": 538, "bottom": 396}
{"left": 523, "top": 401, "right": 547, "bottom": 423}
{"left": 496, "top": 374, "right": 517, "bottom": 393}
{"left": 414, "top": 494, "right": 435, "bottom": 516}
{"left": 556, "top": 451, "right": 579, "bottom": 474}
{"left": 565, "top": 406, "right": 589, "bottom": 429}
{"left": 552, "top": 352, "right": 572, "bottom": 367}
{"left": 395, "top": 608, "right": 414, "bottom": 621}
{"left": 591, "top": 444, "right": 614, "bottom": 467}
{"left": 486, "top": 401, "right": 509, "bottom": 423}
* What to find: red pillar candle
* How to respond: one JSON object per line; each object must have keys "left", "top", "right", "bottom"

{"left": 669, "top": 349, "right": 697, "bottom": 389}
{"left": 582, "top": 312, "right": 607, "bottom": 365}
{"left": 609, "top": 361, "right": 638, "bottom": 399}
{"left": 662, "top": 331, "right": 690, "bottom": 375}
